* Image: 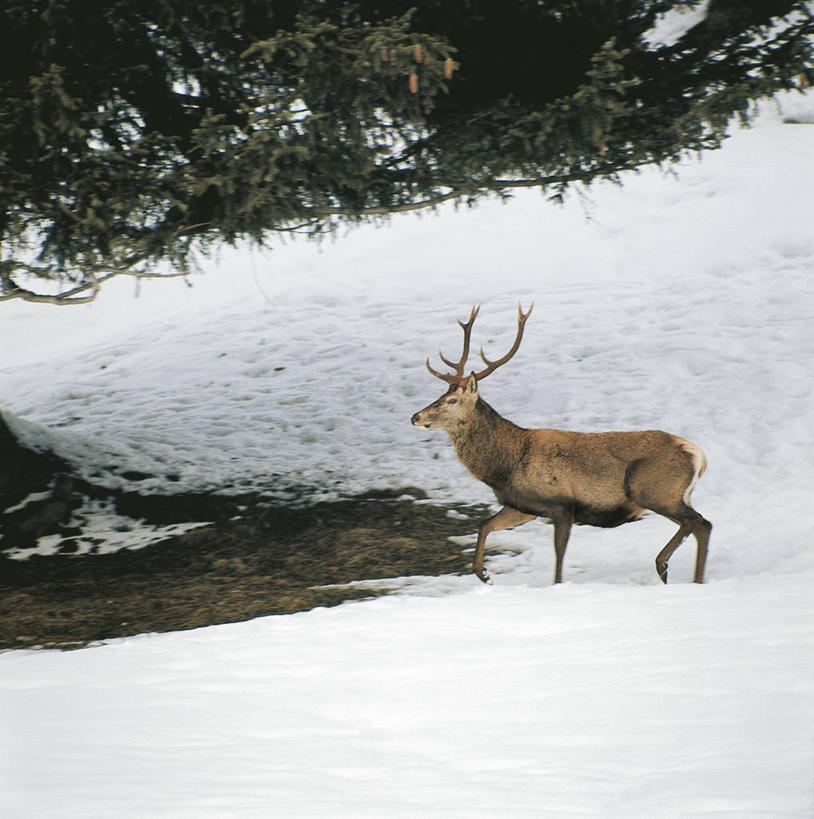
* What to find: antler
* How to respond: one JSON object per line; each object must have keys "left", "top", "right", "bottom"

{"left": 472, "top": 301, "right": 534, "bottom": 381}
{"left": 425, "top": 302, "right": 533, "bottom": 385}
{"left": 425, "top": 305, "right": 481, "bottom": 384}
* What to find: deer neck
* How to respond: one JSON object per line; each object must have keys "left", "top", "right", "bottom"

{"left": 447, "top": 397, "right": 525, "bottom": 489}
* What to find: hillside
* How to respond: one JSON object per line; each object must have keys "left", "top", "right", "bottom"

{"left": 1, "top": 95, "right": 813, "bottom": 817}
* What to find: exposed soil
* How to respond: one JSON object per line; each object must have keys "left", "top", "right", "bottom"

{"left": 0, "top": 488, "right": 491, "bottom": 651}
{"left": 0, "top": 414, "right": 500, "bottom": 650}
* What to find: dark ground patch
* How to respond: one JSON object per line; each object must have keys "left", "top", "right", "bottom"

{"left": 1, "top": 415, "right": 498, "bottom": 650}
{"left": 0, "top": 493, "right": 491, "bottom": 651}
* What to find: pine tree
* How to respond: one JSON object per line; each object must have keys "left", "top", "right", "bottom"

{"left": 1, "top": 1, "right": 811, "bottom": 304}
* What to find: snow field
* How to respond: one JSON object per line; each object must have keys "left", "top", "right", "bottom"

{"left": 2, "top": 575, "right": 812, "bottom": 818}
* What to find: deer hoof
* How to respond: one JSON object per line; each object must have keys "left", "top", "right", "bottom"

{"left": 473, "top": 566, "right": 491, "bottom": 584}
{"left": 657, "top": 565, "right": 668, "bottom": 584}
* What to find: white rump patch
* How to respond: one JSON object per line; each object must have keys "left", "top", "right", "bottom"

{"left": 676, "top": 438, "right": 707, "bottom": 505}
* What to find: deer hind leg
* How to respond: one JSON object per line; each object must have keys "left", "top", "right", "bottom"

{"left": 655, "top": 510, "right": 711, "bottom": 584}
{"left": 626, "top": 455, "right": 712, "bottom": 584}
{"left": 655, "top": 520, "right": 692, "bottom": 584}
{"left": 689, "top": 512, "right": 711, "bottom": 583}
{"left": 473, "top": 506, "right": 536, "bottom": 583}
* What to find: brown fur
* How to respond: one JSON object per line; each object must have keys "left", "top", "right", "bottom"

{"left": 412, "top": 375, "right": 711, "bottom": 585}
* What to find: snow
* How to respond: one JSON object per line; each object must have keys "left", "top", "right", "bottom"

{"left": 2, "top": 578, "right": 812, "bottom": 818}
{"left": 644, "top": 0, "right": 709, "bottom": 48}
{"left": 1, "top": 98, "right": 813, "bottom": 816}
{"left": 4, "top": 495, "right": 206, "bottom": 559}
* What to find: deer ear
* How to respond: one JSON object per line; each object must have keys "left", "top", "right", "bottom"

{"left": 465, "top": 373, "right": 479, "bottom": 394}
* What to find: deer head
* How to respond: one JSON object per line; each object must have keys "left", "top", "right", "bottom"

{"left": 411, "top": 302, "right": 533, "bottom": 431}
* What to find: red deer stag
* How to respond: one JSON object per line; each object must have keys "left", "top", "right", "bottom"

{"left": 411, "top": 304, "right": 711, "bottom": 585}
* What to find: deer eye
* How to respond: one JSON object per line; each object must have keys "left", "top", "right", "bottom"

{"left": 446, "top": 398, "right": 458, "bottom": 405}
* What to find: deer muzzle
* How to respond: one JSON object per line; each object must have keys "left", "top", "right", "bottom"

{"left": 411, "top": 409, "right": 435, "bottom": 429}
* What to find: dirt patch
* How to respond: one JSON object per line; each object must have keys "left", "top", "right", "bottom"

{"left": 0, "top": 494, "right": 491, "bottom": 650}
{"left": 0, "top": 417, "right": 496, "bottom": 650}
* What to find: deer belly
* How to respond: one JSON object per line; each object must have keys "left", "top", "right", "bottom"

{"left": 573, "top": 502, "right": 644, "bottom": 528}
{"left": 489, "top": 476, "right": 644, "bottom": 528}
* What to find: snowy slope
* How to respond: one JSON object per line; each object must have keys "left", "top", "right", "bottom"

{"left": 1, "top": 98, "right": 813, "bottom": 817}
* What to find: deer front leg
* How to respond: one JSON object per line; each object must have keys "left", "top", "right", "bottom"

{"left": 473, "top": 506, "right": 536, "bottom": 583}
{"left": 551, "top": 507, "right": 574, "bottom": 584}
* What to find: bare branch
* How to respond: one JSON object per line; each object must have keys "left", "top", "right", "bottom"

{"left": 313, "top": 146, "right": 681, "bottom": 222}
{"left": 319, "top": 188, "right": 473, "bottom": 217}
{"left": 0, "top": 280, "right": 100, "bottom": 305}
{"left": 0, "top": 263, "right": 190, "bottom": 306}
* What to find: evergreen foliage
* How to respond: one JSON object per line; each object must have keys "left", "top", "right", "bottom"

{"left": 1, "top": 0, "right": 811, "bottom": 304}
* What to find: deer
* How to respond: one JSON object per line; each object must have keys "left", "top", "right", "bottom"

{"left": 411, "top": 303, "right": 711, "bottom": 585}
